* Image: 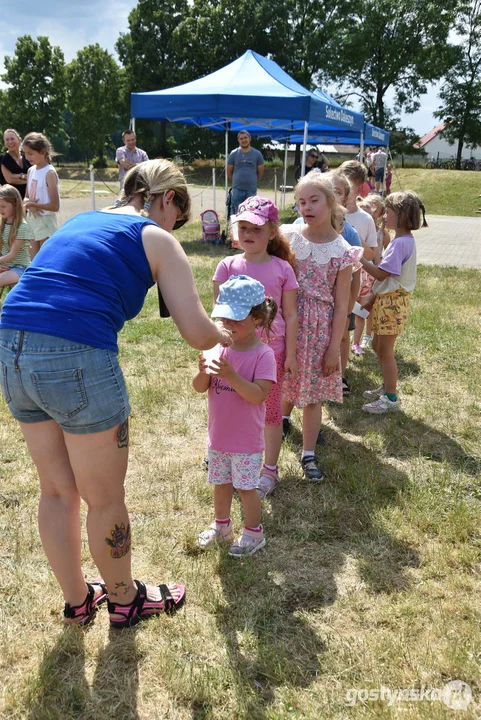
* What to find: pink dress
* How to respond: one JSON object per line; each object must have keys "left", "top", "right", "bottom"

{"left": 281, "top": 225, "right": 363, "bottom": 407}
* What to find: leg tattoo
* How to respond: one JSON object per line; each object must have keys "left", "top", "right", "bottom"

{"left": 117, "top": 419, "right": 129, "bottom": 449}
{"left": 105, "top": 522, "right": 131, "bottom": 559}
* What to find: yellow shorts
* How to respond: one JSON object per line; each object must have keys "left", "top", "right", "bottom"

{"left": 27, "top": 213, "right": 59, "bottom": 242}
{"left": 372, "top": 290, "right": 411, "bottom": 336}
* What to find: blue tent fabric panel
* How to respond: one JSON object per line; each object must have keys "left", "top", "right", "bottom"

{"left": 130, "top": 50, "right": 363, "bottom": 132}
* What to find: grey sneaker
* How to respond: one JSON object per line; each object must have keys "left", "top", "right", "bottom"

{"left": 301, "top": 455, "right": 325, "bottom": 483}
{"left": 228, "top": 527, "right": 266, "bottom": 558}
{"left": 362, "top": 384, "right": 385, "bottom": 400}
{"left": 362, "top": 394, "right": 402, "bottom": 414}
{"left": 360, "top": 334, "right": 373, "bottom": 349}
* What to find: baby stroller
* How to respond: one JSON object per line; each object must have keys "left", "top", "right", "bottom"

{"left": 200, "top": 209, "right": 222, "bottom": 244}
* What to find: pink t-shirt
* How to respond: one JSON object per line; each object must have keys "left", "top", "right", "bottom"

{"left": 213, "top": 255, "right": 298, "bottom": 355}
{"left": 208, "top": 343, "right": 277, "bottom": 453}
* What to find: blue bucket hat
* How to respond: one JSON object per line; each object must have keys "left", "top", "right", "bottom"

{"left": 211, "top": 275, "right": 266, "bottom": 321}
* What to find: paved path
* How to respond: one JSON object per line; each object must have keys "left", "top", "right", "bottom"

{"left": 59, "top": 185, "right": 481, "bottom": 269}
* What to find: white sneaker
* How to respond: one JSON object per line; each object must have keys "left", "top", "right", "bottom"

{"left": 362, "top": 384, "right": 385, "bottom": 400}
{"left": 198, "top": 521, "right": 234, "bottom": 549}
{"left": 362, "top": 395, "right": 402, "bottom": 414}
{"left": 360, "top": 334, "right": 372, "bottom": 349}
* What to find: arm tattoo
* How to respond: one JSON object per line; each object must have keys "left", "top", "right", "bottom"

{"left": 105, "top": 522, "right": 131, "bottom": 559}
{"left": 117, "top": 419, "right": 129, "bottom": 449}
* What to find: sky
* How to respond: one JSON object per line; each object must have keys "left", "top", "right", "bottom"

{"left": 0, "top": 0, "right": 441, "bottom": 140}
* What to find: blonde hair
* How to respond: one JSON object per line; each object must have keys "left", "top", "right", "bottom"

{"left": 295, "top": 173, "right": 344, "bottom": 233}
{"left": 359, "top": 194, "right": 385, "bottom": 218}
{"left": 119, "top": 158, "right": 191, "bottom": 222}
{"left": 338, "top": 160, "right": 367, "bottom": 187}
{"left": 23, "top": 132, "right": 54, "bottom": 162}
{"left": 328, "top": 171, "right": 351, "bottom": 200}
{"left": 385, "top": 191, "right": 427, "bottom": 230}
{"left": 3, "top": 128, "right": 22, "bottom": 142}
{"left": 0, "top": 185, "right": 26, "bottom": 246}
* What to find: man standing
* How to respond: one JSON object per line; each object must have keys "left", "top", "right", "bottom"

{"left": 371, "top": 146, "right": 387, "bottom": 193}
{"left": 227, "top": 131, "right": 264, "bottom": 214}
{"left": 116, "top": 130, "right": 149, "bottom": 189}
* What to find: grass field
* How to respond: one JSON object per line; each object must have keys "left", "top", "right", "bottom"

{"left": 0, "top": 229, "right": 480, "bottom": 719}
{"left": 57, "top": 166, "right": 481, "bottom": 218}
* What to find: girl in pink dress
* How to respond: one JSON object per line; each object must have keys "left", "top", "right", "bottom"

{"left": 213, "top": 196, "right": 298, "bottom": 498}
{"left": 281, "top": 174, "right": 363, "bottom": 482}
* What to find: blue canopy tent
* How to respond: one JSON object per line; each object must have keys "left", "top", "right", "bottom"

{"left": 130, "top": 50, "right": 364, "bottom": 187}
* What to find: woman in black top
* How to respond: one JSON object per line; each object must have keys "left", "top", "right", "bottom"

{"left": 1, "top": 128, "right": 31, "bottom": 199}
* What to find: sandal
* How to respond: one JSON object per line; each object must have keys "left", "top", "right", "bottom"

{"left": 63, "top": 581, "right": 108, "bottom": 626}
{"left": 108, "top": 579, "right": 186, "bottom": 629}
{"left": 342, "top": 377, "right": 351, "bottom": 396}
{"left": 256, "top": 466, "right": 280, "bottom": 499}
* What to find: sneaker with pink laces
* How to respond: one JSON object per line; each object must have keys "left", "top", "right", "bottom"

{"left": 351, "top": 343, "right": 365, "bottom": 356}
{"left": 198, "top": 521, "right": 234, "bottom": 549}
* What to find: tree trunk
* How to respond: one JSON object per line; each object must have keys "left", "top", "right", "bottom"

{"left": 456, "top": 136, "right": 464, "bottom": 169}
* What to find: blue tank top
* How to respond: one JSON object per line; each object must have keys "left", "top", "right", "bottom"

{"left": 0, "top": 211, "right": 157, "bottom": 352}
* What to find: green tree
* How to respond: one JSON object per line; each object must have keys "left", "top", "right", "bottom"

{"left": 330, "top": 0, "right": 458, "bottom": 127}
{"left": 435, "top": 0, "right": 481, "bottom": 168}
{"left": 67, "top": 44, "right": 123, "bottom": 165}
{"left": 1, "top": 35, "right": 66, "bottom": 136}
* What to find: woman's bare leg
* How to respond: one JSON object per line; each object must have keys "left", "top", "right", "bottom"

{"left": 19, "top": 420, "right": 87, "bottom": 606}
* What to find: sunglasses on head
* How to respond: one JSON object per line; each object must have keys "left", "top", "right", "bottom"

{"left": 309, "top": 154, "right": 319, "bottom": 159}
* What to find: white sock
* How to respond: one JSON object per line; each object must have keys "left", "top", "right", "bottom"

{"left": 282, "top": 416, "right": 290, "bottom": 421}
{"left": 264, "top": 463, "right": 277, "bottom": 471}
{"left": 302, "top": 450, "right": 315, "bottom": 460}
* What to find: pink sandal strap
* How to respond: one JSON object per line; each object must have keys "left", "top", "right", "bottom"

{"left": 108, "top": 580, "right": 186, "bottom": 629}
{"left": 63, "top": 581, "right": 108, "bottom": 625}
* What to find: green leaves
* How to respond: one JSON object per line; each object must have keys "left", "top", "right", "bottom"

{"left": 1, "top": 35, "right": 67, "bottom": 136}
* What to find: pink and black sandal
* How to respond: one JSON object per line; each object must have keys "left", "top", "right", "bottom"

{"left": 63, "top": 581, "right": 108, "bottom": 626}
{"left": 108, "top": 579, "right": 186, "bottom": 629}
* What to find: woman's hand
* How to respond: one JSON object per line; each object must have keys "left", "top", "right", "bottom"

{"left": 322, "top": 345, "right": 339, "bottom": 376}
{"left": 284, "top": 354, "right": 298, "bottom": 380}
{"left": 218, "top": 326, "right": 233, "bottom": 347}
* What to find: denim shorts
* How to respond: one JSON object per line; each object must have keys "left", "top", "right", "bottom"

{"left": 5, "top": 266, "right": 27, "bottom": 278}
{"left": 0, "top": 329, "right": 130, "bottom": 434}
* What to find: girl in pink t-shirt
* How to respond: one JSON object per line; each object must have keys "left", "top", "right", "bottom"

{"left": 213, "top": 196, "right": 298, "bottom": 498}
{"left": 193, "top": 275, "right": 277, "bottom": 557}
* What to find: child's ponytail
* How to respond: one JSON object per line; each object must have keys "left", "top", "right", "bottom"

{"left": 250, "top": 297, "right": 278, "bottom": 343}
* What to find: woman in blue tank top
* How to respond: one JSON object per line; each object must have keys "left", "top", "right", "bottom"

{"left": 0, "top": 159, "right": 232, "bottom": 628}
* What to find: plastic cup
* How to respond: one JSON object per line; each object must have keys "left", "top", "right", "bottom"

{"left": 203, "top": 345, "right": 221, "bottom": 374}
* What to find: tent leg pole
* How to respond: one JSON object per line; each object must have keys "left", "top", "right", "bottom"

{"left": 360, "top": 131, "right": 364, "bottom": 165}
{"left": 130, "top": 118, "right": 136, "bottom": 132}
{"left": 382, "top": 142, "right": 389, "bottom": 197}
{"left": 301, "top": 123, "right": 308, "bottom": 177}
{"left": 283, "top": 140, "right": 288, "bottom": 210}
{"left": 212, "top": 168, "right": 216, "bottom": 213}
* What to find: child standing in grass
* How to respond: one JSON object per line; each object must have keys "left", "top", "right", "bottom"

{"left": 23, "top": 133, "right": 60, "bottom": 259}
{"left": 353, "top": 195, "right": 391, "bottom": 354}
{"left": 193, "top": 275, "right": 277, "bottom": 557}
{"left": 281, "top": 174, "right": 363, "bottom": 482}
{"left": 360, "top": 191, "right": 427, "bottom": 414}
{"left": 213, "top": 197, "right": 298, "bottom": 498}
{"left": 0, "top": 185, "right": 32, "bottom": 288}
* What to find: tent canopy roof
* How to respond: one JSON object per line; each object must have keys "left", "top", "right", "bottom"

{"left": 131, "top": 50, "right": 364, "bottom": 132}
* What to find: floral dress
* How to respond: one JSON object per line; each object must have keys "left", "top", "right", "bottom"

{"left": 281, "top": 225, "right": 363, "bottom": 407}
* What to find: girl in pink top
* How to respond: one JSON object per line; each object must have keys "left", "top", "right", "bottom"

{"left": 213, "top": 197, "right": 298, "bottom": 498}
{"left": 193, "top": 275, "right": 277, "bottom": 557}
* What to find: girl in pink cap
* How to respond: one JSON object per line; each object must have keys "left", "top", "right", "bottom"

{"left": 213, "top": 197, "right": 298, "bottom": 498}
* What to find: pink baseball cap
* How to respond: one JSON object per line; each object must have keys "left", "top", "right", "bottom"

{"left": 233, "top": 196, "right": 279, "bottom": 225}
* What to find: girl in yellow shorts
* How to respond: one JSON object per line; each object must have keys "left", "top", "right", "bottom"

{"left": 358, "top": 191, "right": 427, "bottom": 414}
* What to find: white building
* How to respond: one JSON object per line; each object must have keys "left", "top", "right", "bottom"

{"left": 414, "top": 122, "right": 481, "bottom": 160}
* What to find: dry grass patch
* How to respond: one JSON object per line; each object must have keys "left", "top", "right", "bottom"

{"left": 1, "top": 233, "right": 480, "bottom": 718}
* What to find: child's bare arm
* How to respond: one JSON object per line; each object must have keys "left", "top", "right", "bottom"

{"left": 360, "top": 255, "right": 390, "bottom": 281}
{"left": 25, "top": 170, "right": 60, "bottom": 213}
{"left": 0, "top": 235, "right": 25, "bottom": 264}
